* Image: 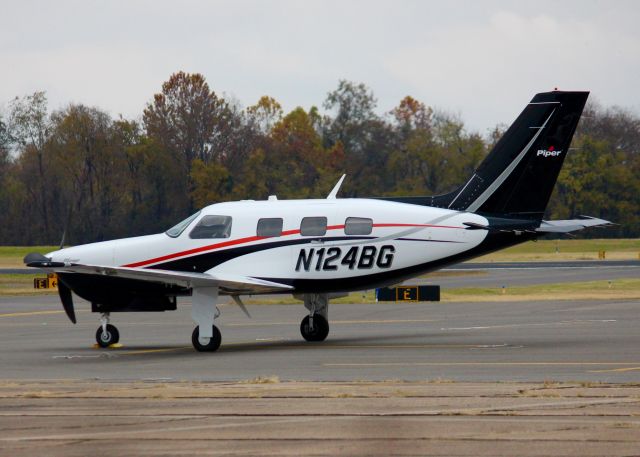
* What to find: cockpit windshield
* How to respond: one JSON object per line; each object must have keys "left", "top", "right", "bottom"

{"left": 165, "top": 211, "right": 201, "bottom": 238}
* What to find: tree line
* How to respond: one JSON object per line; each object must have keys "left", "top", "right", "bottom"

{"left": 0, "top": 72, "right": 638, "bottom": 245}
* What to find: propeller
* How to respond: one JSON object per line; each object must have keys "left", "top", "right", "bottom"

{"left": 23, "top": 252, "right": 75, "bottom": 324}
{"left": 57, "top": 279, "right": 76, "bottom": 324}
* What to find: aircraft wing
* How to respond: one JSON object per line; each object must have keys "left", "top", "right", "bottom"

{"left": 30, "top": 261, "right": 293, "bottom": 295}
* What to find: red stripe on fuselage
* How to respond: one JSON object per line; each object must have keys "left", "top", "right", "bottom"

{"left": 374, "top": 223, "right": 462, "bottom": 229}
{"left": 122, "top": 223, "right": 462, "bottom": 268}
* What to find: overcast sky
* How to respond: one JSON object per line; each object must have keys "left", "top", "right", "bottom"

{"left": 1, "top": 0, "right": 639, "bottom": 133}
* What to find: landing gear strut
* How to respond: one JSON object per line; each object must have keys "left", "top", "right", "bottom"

{"left": 95, "top": 313, "right": 119, "bottom": 347}
{"left": 300, "top": 293, "right": 330, "bottom": 342}
{"left": 191, "top": 287, "right": 222, "bottom": 352}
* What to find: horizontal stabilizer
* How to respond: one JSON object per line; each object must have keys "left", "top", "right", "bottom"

{"left": 465, "top": 216, "right": 611, "bottom": 234}
{"left": 536, "top": 217, "right": 613, "bottom": 233}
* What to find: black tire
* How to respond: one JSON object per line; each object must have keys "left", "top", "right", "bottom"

{"left": 96, "top": 324, "right": 120, "bottom": 348}
{"left": 300, "top": 314, "right": 329, "bottom": 342}
{"left": 192, "top": 325, "right": 222, "bottom": 352}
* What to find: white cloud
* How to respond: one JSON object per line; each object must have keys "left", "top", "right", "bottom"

{"left": 384, "top": 10, "right": 640, "bottom": 131}
{"left": 0, "top": 1, "right": 638, "bottom": 131}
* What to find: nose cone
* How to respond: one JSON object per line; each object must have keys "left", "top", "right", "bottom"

{"left": 47, "top": 241, "right": 117, "bottom": 266}
{"left": 46, "top": 247, "right": 67, "bottom": 263}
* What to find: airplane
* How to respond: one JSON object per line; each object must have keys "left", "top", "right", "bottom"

{"left": 25, "top": 90, "right": 611, "bottom": 352}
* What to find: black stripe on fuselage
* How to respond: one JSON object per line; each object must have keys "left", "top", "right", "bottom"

{"left": 254, "top": 231, "right": 538, "bottom": 293}
{"left": 149, "top": 236, "right": 461, "bottom": 273}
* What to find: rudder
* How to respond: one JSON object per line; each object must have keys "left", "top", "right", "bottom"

{"left": 448, "top": 90, "right": 589, "bottom": 219}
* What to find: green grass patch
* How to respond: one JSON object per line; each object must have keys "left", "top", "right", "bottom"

{"left": 0, "top": 246, "right": 59, "bottom": 268}
{"left": 489, "top": 239, "right": 639, "bottom": 255}
{"left": 473, "top": 238, "right": 639, "bottom": 262}
{"left": 441, "top": 278, "right": 640, "bottom": 301}
{"left": 0, "top": 246, "right": 59, "bottom": 257}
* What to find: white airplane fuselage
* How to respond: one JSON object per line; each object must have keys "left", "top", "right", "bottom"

{"left": 48, "top": 198, "right": 489, "bottom": 292}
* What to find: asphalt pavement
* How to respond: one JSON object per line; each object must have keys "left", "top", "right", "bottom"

{"left": 2, "top": 263, "right": 639, "bottom": 456}
{"left": 1, "top": 294, "right": 639, "bottom": 383}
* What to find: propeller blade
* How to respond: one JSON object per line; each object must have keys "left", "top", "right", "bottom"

{"left": 57, "top": 280, "right": 76, "bottom": 324}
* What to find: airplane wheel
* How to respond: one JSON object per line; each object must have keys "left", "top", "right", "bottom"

{"left": 96, "top": 324, "right": 119, "bottom": 348}
{"left": 192, "top": 325, "right": 222, "bottom": 352}
{"left": 300, "top": 314, "right": 329, "bottom": 342}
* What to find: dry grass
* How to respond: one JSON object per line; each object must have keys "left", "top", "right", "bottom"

{"left": 0, "top": 274, "right": 56, "bottom": 296}
{"left": 239, "top": 375, "right": 281, "bottom": 384}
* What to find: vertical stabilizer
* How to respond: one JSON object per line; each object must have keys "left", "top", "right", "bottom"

{"left": 448, "top": 90, "right": 589, "bottom": 219}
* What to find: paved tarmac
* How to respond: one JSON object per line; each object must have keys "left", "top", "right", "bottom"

{"left": 1, "top": 294, "right": 639, "bottom": 383}
{"left": 2, "top": 380, "right": 639, "bottom": 457}
{"left": 2, "top": 264, "right": 639, "bottom": 456}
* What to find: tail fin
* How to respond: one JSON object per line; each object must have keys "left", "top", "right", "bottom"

{"left": 384, "top": 91, "right": 589, "bottom": 220}
{"left": 447, "top": 90, "right": 589, "bottom": 219}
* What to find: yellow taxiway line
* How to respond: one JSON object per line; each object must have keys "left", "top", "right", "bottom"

{"left": 323, "top": 361, "right": 640, "bottom": 367}
{"left": 588, "top": 366, "right": 640, "bottom": 373}
{"left": 225, "top": 318, "right": 436, "bottom": 327}
{"left": 86, "top": 342, "right": 482, "bottom": 356}
{"left": 0, "top": 310, "right": 65, "bottom": 318}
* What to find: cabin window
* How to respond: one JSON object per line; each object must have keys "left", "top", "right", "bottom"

{"left": 257, "top": 218, "right": 283, "bottom": 237}
{"left": 189, "top": 215, "right": 232, "bottom": 239}
{"left": 166, "top": 211, "right": 201, "bottom": 238}
{"left": 300, "top": 217, "right": 327, "bottom": 236}
{"left": 345, "top": 217, "right": 373, "bottom": 235}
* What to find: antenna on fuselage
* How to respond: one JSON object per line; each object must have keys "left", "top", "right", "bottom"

{"left": 326, "top": 174, "right": 346, "bottom": 199}
{"left": 59, "top": 230, "right": 66, "bottom": 249}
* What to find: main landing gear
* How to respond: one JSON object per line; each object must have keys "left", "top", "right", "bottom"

{"left": 95, "top": 313, "right": 120, "bottom": 347}
{"left": 300, "top": 293, "right": 330, "bottom": 342}
{"left": 190, "top": 287, "right": 222, "bottom": 352}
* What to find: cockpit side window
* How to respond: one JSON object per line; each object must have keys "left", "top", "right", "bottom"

{"left": 189, "top": 215, "right": 233, "bottom": 239}
{"left": 165, "top": 211, "right": 201, "bottom": 238}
